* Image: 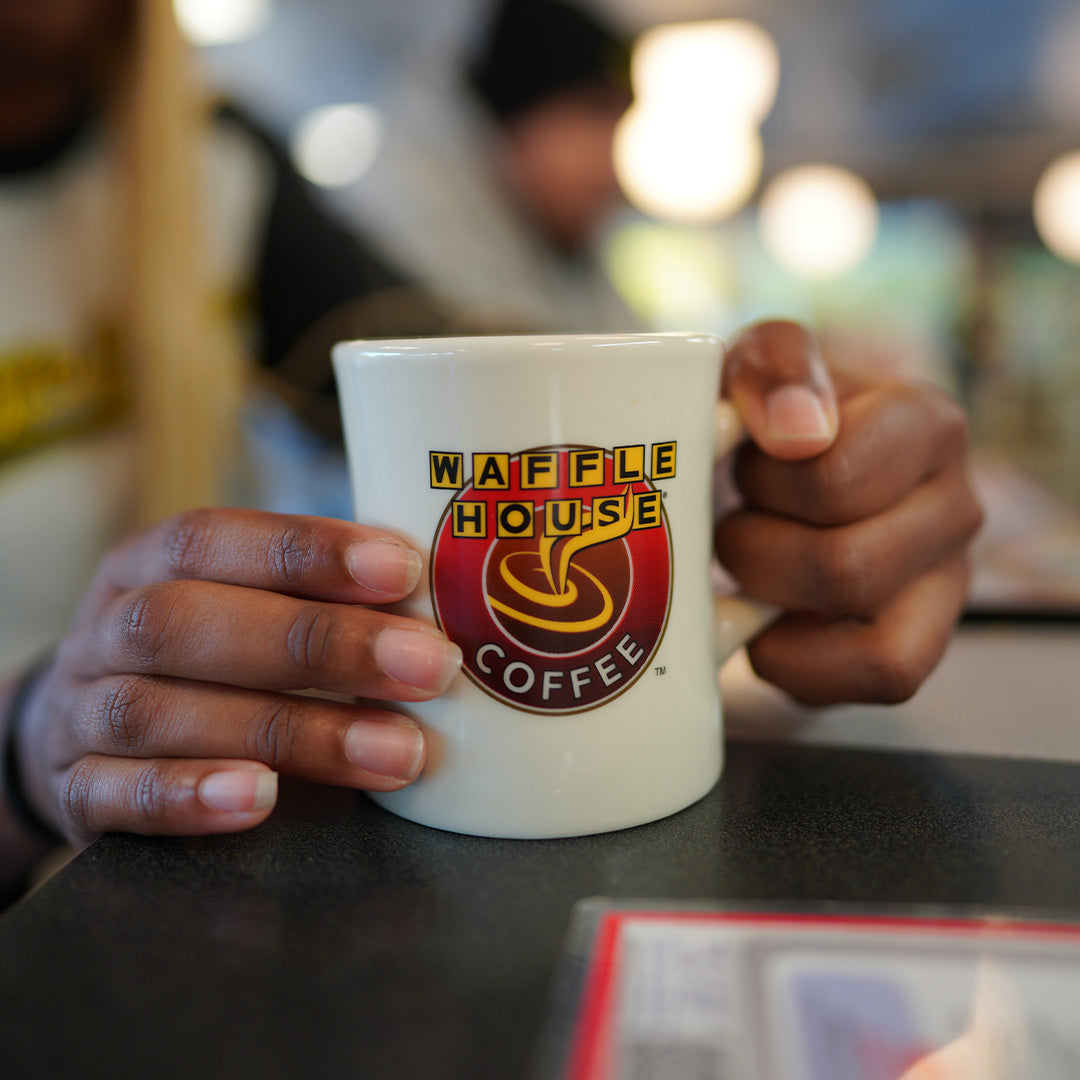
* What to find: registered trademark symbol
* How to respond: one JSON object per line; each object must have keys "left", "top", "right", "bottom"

{"left": 661, "top": 490, "right": 668, "bottom": 499}
{"left": 654, "top": 666, "right": 666, "bottom": 676}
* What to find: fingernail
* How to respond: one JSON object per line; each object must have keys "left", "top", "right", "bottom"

{"left": 764, "top": 385, "right": 834, "bottom": 441}
{"left": 344, "top": 719, "right": 424, "bottom": 780}
{"left": 373, "top": 628, "right": 462, "bottom": 692}
{"left": 199, "top": 770, "right": 278, "bottom": 813}
{"left": 346, "top": 540, "right": 423, "bottom": 594}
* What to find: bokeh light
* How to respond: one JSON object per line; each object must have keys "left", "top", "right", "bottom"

{"left": 614, "top": 105, "right": 762, "bottom": 224}
{"left": 173, "top": 0, "right": 271, "bottom": 47}
{"left": 1033, "top": 152, "right": 1080, "bottom": 266}
{"left": 291, "top": 105, "right": 383, "bottom": 189}
{"left": 632, "top": 20, "right": 780, "bottom": 124}
{"left": 759, "top": 165, "right": 879, "bottom": 279}
{"left": 615, "top": 18, "right": 777, "bottom": 224}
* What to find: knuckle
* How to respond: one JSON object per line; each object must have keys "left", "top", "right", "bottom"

{"left": 903, "top": 381, "right": 969, "bottom": 463}
{"left": 162, "top": 508, "right": 218, "bottom": 579}
{"left": 797, "top": 450, "right": 859, "bottom": 525}
{"left": 129, "top": 765, "right": 172, "bottom": 827}
{"left": 968, "top": 495, "right": 986, "bottom": 540}
{"left": 85, "top": 677, "right": 154, "bottom": 753}
{"left": 959, "top": 483, "right": 985, "bottom": 542}
{"left": 806, "top": 530, "right": 873, "bottom": 616}
{"left": 114, "top": 584, "right": 183, "bottom": 669}
{"left": 59, "top": 759, "right": 97, "bottom": 837}
{"left": 934, "top": 391, "right": 970, "bottom": 449}
{"left": 935, "top": 471, "right": 984, "bottom": 553}
{"left": 268, "top": 523, "right": 319, "bottom": 587}
{"left": 862, "top": 635, "right": 926, "bottom": 704}
{"left": 744, "top": 636, "right": 789, "bottom": 696}
{"left": 248, "top": 697, "right": 304, "bottom": 768}
{"left": 284, "top": 605, "right": 335, "bottom": 675}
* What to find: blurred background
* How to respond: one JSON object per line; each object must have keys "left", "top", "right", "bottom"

{"left": 176, "top": 0, "right": 1080, "bottom": 611}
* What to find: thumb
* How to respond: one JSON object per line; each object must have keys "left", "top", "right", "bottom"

{"left": 721, "top": 320, "right": 839, "bottom": 461}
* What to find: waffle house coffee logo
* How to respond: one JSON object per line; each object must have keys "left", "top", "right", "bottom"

{"left": 429, "top": 444, "right": 674, "bottom": 713}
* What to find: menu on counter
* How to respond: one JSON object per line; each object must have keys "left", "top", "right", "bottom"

{"left": 534, "top": 902, "right": 1080, "bottom": 1080}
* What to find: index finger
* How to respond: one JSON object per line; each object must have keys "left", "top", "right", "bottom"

{"left": 733, "top": 375, "right": 973, "bottom": 527}
{"left": 73, "top": 509, "right": 423, "bottom": 628}
{"left": 722, "top": 320, "right": 840, "bottom": 461}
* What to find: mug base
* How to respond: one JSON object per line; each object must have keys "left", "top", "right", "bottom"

{"left": 365, "top": 765, "right": 722, "bottom": 840}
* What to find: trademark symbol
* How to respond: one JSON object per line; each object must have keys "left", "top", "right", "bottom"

{"left": 654, "top": 666, "right": 666, "bottom": 676}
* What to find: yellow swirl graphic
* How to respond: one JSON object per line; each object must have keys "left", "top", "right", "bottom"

{"left": 486, "top": 486, "right": 635, "bottom": 634}
{"left": 497, "top": 551, "right": 580, "bottom": 608}
{"left": 489, "top": 556, "right": 613, "bottom": 633}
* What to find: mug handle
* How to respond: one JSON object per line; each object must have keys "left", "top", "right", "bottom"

{"left": 713, "top": 399, "right": 781, "bottom": 666}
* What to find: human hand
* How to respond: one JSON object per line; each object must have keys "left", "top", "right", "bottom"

{"left": 11, "top": 510, "right": 462, "bottom": 843}
{"left": 716, "top": 321, "right": 982, "bottom": 705}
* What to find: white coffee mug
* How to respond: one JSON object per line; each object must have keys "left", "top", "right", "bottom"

{"left": 332, "top": 333, "right": 775, "bottom": 838}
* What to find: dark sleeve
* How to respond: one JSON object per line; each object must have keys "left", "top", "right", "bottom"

{"left": 218, "top": 108, "right": 449, "bottom": 442}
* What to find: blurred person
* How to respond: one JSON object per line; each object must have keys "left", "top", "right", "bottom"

{"left": 0, "top": 4, "right": 981, "bottom": 899}
{"left": 0, "top": 0, "right": 448, "bottom": 891}
{"left": 0, "top": 0, "right": 449, "bottom": 678}
{"left": 350, "top": 0, "right": 638, "bottom": 331}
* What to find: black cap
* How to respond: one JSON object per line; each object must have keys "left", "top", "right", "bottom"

{"left": 467, "top": 0, "right": 632, "bottom": 122}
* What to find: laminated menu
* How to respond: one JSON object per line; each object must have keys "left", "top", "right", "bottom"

{"left": 534, "top": 901, "right": 1080, "bottom": 1080}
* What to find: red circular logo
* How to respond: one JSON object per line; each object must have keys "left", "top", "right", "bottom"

{"left": 430, "top": 446, "right": 672, "bottom": 713}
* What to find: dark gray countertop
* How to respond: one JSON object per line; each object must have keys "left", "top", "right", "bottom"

{"left": 2, "top": 739, "right": 1080, "bottom": 1079}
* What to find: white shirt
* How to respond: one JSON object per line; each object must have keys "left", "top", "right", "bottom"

{"left": 0, "top": 123, "right": 269, "bottom": 678}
